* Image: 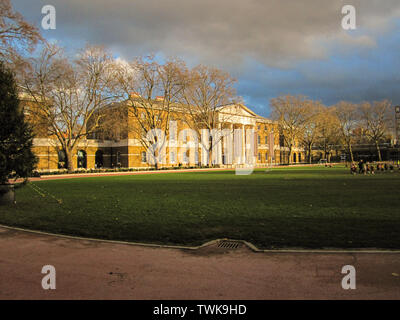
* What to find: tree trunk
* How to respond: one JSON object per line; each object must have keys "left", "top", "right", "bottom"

{"left": 375, "top": 141, "right": 382, "bottom": 161}
{"left": 308, "top": 144, "right": 312, "bottom": 164}
{"left": 208, "top": 147, "right": 213, "bottom": 167}
{"left": 348, "top": 143, "right": 354, "bottom": 163}
{"left": 151, "top": 149, "right": 158, "bottom": 170}
{"left": 66, "top": 149, "right": 75, "bottom": 173}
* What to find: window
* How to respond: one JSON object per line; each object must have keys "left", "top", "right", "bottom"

{"left": 116, "top": 152, "right": 121, "bottom": 167}
{"left": 169, "top": 121, "right": 177, "bottom": 142}
{"left": 183, "top": 150, "right": 189, "bottom": 163}
{"left": 265, "top": 136, "right": 268, "bottom": 144}
{"left": 95, "top": 150, "right": 103, "bottom": 168}
{"left": 257, "top": 135, "right": 260, "bottom": 145}
{"left": 141, "top": 151, "right": 147, "bottom": 163}
{"left": 181, "top": 130, "right": 188, "bottom": 143}
{"left": 77, "top": 150, "right": 87, "bottom": 169}
{"left": 258, "top": 153, "right": 261, "bottom": 161}
{"left": 279, "top": 134, "right": 285, "bottom": 147}
{"left": 265, "top": 152, "right": 268, "bottom": 162}
{"left": 170, "top": 151, "right": 176, "bottom": 164}
{"left": 58, "top": 150, "right": 67, "bottom": 169}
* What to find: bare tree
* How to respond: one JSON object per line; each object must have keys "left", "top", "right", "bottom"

{"left": 300, "top": 101, "right": 325, "bottom": 163}
{"left": 334, "top": 101, "right": 358, "bottom": 163}
{"left": 22, "top": 44, "right": 117, "bottom": 172}
{"left": 180, "top": 65, "right": 238, "bottom": 166}
{"left": 359, "top": 100, "right": 392, "bottom": 161}
{"left": 112, "top": 56, "right": 186, "bottom": 168}
{"left": 270, "top": 95, "right": 314, "bottom": 164}
{"left": 0, "top": 0, "right": 42, "bottom": 64}
{"left": 316, "top": 106, "right": 341, "bottom": 162}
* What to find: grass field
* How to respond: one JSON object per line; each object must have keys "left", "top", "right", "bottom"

{"left": 1, "top": 166, "right": 400, "bottom": 249}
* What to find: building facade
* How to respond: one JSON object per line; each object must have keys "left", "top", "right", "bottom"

{"left": 28, "top": 100, "right": 305, "bottom": 171}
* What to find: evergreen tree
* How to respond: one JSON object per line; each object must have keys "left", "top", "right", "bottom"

{"left": 0, "top": 61, "right": 37, "bottom": 184}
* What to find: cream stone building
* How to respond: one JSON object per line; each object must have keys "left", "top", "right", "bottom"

{"left": 27, "top": 98, "right": 304, "bottom": 171}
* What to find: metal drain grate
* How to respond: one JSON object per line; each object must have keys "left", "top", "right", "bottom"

{"left": 217, "top": 240, "right": 242, "bottom": 249}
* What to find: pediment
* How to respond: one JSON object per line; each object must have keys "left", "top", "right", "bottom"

{"left": 218, "top": 104, "right": 257, "bottom": 118}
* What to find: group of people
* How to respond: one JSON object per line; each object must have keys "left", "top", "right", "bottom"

{"left": 350, "top": 160, "right": 397, "bottom": 175}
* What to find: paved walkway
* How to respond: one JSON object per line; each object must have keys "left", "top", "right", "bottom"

{"left": 0, "top": 226, "right": 399, "bottom": 299}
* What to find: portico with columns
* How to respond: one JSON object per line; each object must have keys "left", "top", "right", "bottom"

{"left": 199, "top": 104, "right": 260, "bottom": 166}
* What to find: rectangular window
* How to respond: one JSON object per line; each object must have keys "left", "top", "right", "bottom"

{"left": 169, "top": 120, "right": 177, "bottom": 142}
{"left": 257, "top": 135, "right": 260, "bottom": 145}
{"left": 183, "top": 151, "right": 189, "bottom": 163}
{"left": 265, "top": 136, "right": 268, "bottom": 144}
{"left": 141, "top": 151, "right": 147, "bottom": 163}
{"left": 170, "top": 151, "right": 176, "bottom": 164}
{"left": 258, "top": 153, "right": 261, "bottom": 161}
{"left": 181, "top": 130, "right": 188, "bottom": 143}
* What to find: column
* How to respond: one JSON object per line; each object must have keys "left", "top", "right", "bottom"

{"left": 241, "top": 124, "right": 245, "bottom": 164}
{"left": 228, "top": 123, "right": 233, "bottom": 165}
{"left": 217, "top": 124, "right": 222, "bottom": 165}
{"left": 233, "top": 124, "right": 242, "bottom": 165}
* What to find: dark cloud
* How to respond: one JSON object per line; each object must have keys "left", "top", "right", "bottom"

{"left": 11, "top": 0, "right": 400, "bottom": 114}
{"left": 12, "top": 0, "right": 400, "bottom": 66}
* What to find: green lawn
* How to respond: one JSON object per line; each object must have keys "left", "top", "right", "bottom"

{"left": 1, "top": 166, "right": 400, "bottom": 249}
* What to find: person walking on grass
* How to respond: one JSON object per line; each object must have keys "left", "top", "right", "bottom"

{"left": 370, "top": 165, "right": 375, "bottom": 175}
{"left": 350, "top": 163, "right": 357, "bottom": 175}
{"left": 358, "top": 160, "right": 363, "bottom": 174}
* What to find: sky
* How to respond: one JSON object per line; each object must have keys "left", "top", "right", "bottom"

{"left": 11, "top": 0, "right": 400, "bottom": 117}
